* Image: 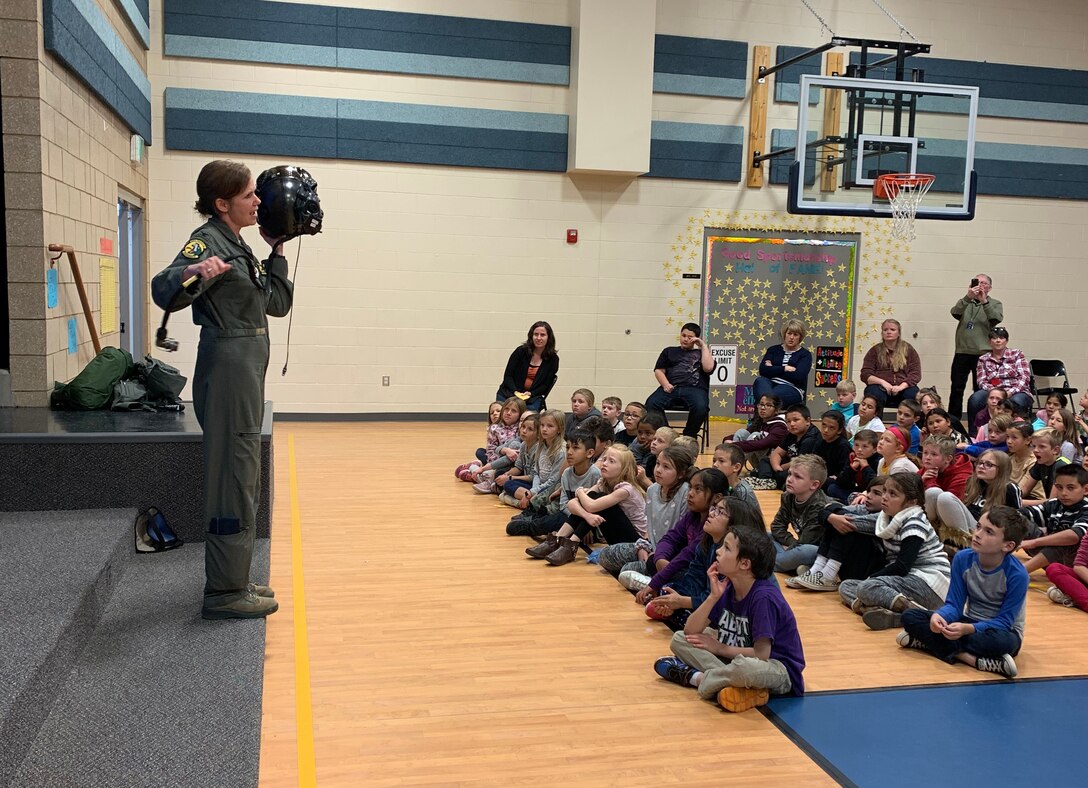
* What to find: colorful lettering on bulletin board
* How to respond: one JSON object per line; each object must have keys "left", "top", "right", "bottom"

{"left": 815, "top": 345, "right": 845, "bottom": 388}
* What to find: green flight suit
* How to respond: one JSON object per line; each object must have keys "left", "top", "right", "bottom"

{"left": 151, "top": 216, "right": 293, "bottom": 607}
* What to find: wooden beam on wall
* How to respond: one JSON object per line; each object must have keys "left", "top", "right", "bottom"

{"left": 820, "top": 52, "right": 844, "bottom": 193}
{"left": 746, "top": 45, "right": 770, "bottom": 188}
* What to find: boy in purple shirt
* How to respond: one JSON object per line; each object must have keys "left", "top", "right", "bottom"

{"left": 652, "top": 524, "right": 806, "bottom": 711}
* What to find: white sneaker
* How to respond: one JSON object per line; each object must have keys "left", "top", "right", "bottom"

{"left": 1047, "top": 585, "right": 1076, "bottom": 608}
{"left": 976, "top": 654, "right": 1017, "bottom": 679}
{"left": 618, "top": 570, "right": 650, "bottom": 592}
{"left": 795, "top": 570, "right": 840, "bottom": 592}
{"left": 498, "top": 492, "right": 519, "bottom": 507}
{"left": 895, "top": 630, "right": 926, "bottom": 650}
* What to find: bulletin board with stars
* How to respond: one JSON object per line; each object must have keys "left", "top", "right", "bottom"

{"left": 663, "top": 210, "right": 911, "bottom": 423}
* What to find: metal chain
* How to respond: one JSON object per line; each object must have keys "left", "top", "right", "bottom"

{"left": 799, "top": 0, "right": 834, "bottom": 38}
{"left": 868, "top": 0, "right": 920, "bottom": 42}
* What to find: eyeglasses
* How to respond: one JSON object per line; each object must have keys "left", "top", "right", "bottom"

{"left": 623, "top": 412, "right": 642, "bottom": 419}
{"left": 708, "top": 506, "right": 728, "bottom": 517}
{"left": 976, "top": 460, "right": 998, "bottom": 469}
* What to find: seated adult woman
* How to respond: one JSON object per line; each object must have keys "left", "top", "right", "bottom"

{"left": 859, "top": 319, "right": 922, "bottom": 410}
{"left": 966, "top": 326, "right": 1033, "bottom": 427}
{"left": 496, "top": 321, "right": 559, "bottom": 412}
{"left": 752, "top": 319, "right": 811, "bottom": 408}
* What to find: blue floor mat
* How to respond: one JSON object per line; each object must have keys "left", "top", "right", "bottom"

{"left": 764, "top": 678, "right": 1088, "bottom": 787}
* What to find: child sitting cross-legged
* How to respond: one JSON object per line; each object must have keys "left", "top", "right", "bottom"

{"left": 725, "top": 394, "right": 787, "bottom": 472}
{"left": 769, "top": 455, "right": 830, "bottom": 575}
{"left": 645, "top": 497, "right": 764, "bottom": 629}
{"left": 1020, "top": 462, "right": 1088, "bottom": 575}
{"left": 633, "top": 469, "right": 730, "bottom": 605}
{"left": 455, "top": 397, "right": 525, "bottom": 482}
{"left": 755, "top": 404, "right": 820, "bottom": 490}
{"left": 898, "top": 506, "right": 1030, "bottom": 679}
{"left": 926, "top": 449, "right": 1021, "bottom": 550}
{"left": 524, "top": 445, "right": 647, "bottom": 566}
{"left": 505, "top": 429, "right": 600, "bottom": 538}
{"left": 827, "top": 428, "right": 880, "bottom": 502}
{"left": 813, "top": 410, "right": 852, "bottom": 486}
{"left": 489, "top": 412, "right": 539, "bottom": 496}
{"left": 652, "top": 524, "right": 806, "bottom": 712}
{"left": 600, "top": 444, "right": 697, "bottom": 591}
{"left": 838, "top": 472, "right": 951, "bottom": 631}
{"left": 788, "top": 476, "right": 887, "bottom": 592}
{"left": 499, "top": 409, "right": 566, "bottom": 510}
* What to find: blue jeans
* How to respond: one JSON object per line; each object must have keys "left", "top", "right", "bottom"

{"left": 502, "top": 478, "right": 532, "bottom": 497}
{"left": 863, "top": 383, "right": 920, "bottom": 411}
{"left": 901, "top": 608, "right": 1022, "bottom": 661}
{"left": 645, "top": 385, "right": 709, "bottom": 438}
{"left": 774, "top": 542, "right": 819, "bottom": 573}
{"left": 753, "top": 378, "right": 803, "bottom": 408}
{"left": 966, "top": 389, "right": 1033, "bottom": 427}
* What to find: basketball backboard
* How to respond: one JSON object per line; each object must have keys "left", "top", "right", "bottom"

{"left": 787, "top": 74, "right": 979, "bottom": 220}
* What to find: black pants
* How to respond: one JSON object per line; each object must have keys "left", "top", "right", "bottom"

{"left": 948, "top": 352, "right": 980, "bottom": 419}
{"left": 820, "top": 528, "right": 885, "bottom": 581}
{"left": 569, "top": 491, "right": 640, "bottom": 544}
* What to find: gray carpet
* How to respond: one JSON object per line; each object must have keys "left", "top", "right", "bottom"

{"left": 0, "top": 509, "right": 131, "bottom": 786}
{"left": 2, "top": 517, "right": 270, "bottom": 788}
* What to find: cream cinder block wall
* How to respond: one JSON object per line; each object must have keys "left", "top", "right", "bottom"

{"left": 2, "top": 0, "right": 149, "bottom": 406}
{"left": 148, "top": 0, "right": 1088, "bottom": 415}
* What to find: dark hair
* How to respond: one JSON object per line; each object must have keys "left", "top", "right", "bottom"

{"left": 585, "top": 418, "right": 615, "bottom": 447}
{"left": 758, "top": 393, "right": 782, "bottom": 409}
{"left": 714, "top": 443, "right": 745, "bottom": 467}
{"left": 885, "top": 471, "right": 925, "bottom": 507}
{"left": 861, "top": 393, "right": 881, "bottom": 409}
{"left": 702, "top": 496, "right": 762, "bottom": 552}
{"left": 1005, "top": 398, "right": 1030, "bottom": 418}
{"left": 785, "top": 403, "right": 811, "bottom": 420}
{"left": 194, "top": 160, "right": 252, "bottom": 217}
{"left": 820, "top": 410, "right": 846, "bottom": 433}
{"left": 866, "top": 475, "right": 887, "bottom": 491}
{"left": 984, "top": 505, "right": 1029, "bottom": 547}
{"left": 1054, "top": 463, "right": 1088, "bottom": 486}
{"left": 660, "top": 444, "right": 698, "bottom": 494}
{"left": 681, "top": 322, "right": 701, "bottom": 337}
{"left": 854, "top": 428, "right": 879, "bottom": 446}
{"left": 692, "top": 467, "right": 731, "bottom": 502}
{"left": 568, "top": 430, "right": 596, "bottom": 452}
{"left": 898, "top": 398, "right": 922, "bottom": 417}
{"left": 579, "top": 415, "right": 605, "bottom": 433}
{"left": 639, "top": 412, "right": 667, "bottom": 431}
{"left": 522, "top": 321, "right": 557, "bottom": 361}
{"left": 1008, "top": 420, "right": 1034, "bottom": 441}
{"left": 925, "top": 407, "right": 954, "bottom": 425}
{"left": 730, "top": 524, "right": 775, "bottom": 580}
{"left": 1045, "top": 392, "right": 1069, "bottom": 408}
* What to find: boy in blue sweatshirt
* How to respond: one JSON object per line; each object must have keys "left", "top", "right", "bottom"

{"left": 899, "top": 505, "right": 1030, "bottom": 678}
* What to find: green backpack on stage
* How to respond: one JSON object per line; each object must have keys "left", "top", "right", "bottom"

{"left": 50, "top": 347, "right": 134, "bottom": 410}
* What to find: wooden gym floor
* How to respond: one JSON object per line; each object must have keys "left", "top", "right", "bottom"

{"left": 257, "top": 422, "right": 1088, "bottom": 786}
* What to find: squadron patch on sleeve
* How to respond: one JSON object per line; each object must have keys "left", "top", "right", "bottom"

{"left": 181, "top": 239, "right": 207, "bottom": 259}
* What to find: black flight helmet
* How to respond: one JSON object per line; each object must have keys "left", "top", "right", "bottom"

{"left": 256, "top": 165, "right": 324, "bottom": 242}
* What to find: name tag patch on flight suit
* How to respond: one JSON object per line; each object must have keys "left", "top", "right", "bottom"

{"left": 182, "top": 239, "right": 207, "bottom": 259}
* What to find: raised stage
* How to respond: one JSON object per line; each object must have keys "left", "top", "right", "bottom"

{"left": 0, "top": 403, "right": 273, "bottom": 544}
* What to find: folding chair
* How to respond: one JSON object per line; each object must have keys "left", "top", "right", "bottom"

{"left": 1029, "top": 359, "right": 1078, "bottom": 408}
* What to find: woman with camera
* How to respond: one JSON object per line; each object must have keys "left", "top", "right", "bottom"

{"left": 151, "top": 160, "right": 294, "bottom": 620}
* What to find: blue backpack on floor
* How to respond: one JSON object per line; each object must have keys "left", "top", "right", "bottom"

{"left": 134, "top": 507, "right": 184, "bottom": 553}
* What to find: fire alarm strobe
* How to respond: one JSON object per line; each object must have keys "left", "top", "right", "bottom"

{"left": 566, "top": 229, "right": 578, "bottom": 244}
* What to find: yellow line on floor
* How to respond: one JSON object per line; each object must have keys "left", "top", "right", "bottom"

{"left": 288, "top": 434, "right": 316, "bottom": 787}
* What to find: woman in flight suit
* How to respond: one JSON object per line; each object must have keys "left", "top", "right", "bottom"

{"left": 152, "top": 160, "right": 293, "bottom": 620}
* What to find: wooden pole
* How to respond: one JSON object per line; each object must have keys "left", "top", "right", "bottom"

{"left": 746, "top": 46, "right": 771, "bottom": 188}
{"left": 48, "top": 243, "right": 101, "bottom": 354}
{"left": 820, "top": 53, "right": 844, "bottom": 194}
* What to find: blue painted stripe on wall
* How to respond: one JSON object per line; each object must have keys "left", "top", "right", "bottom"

{"left": 163, "top": 0, "right": 570, "bottom": 85}
{"left": 44, "top": 0, "right": 151, "bottom": 142}
{"left": 653, "top": 73, "right": 747, "bottom": 98}
{"left": 850, "top": 53, "right": 1088, "bottom": 107}
{"left": 167, "top": 88, "right": 567, "bottom": 134}
{"left": 654, "top": 35, "right": 747, "bottom": 77}
{"left": 651, "top": 121, "right": 743, "bottom": 145}
{"left": 115, "top": 0, "right": 150, "bottom": 48}
{"left": 164, "top": 88, "right": 568, "bottom": 173}
{"left": 774, "top": 46, "right": 820, "bottom": 105}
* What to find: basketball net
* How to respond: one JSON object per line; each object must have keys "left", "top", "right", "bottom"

{"left": 875, "top": 173, "right": 935, "bottom": 242}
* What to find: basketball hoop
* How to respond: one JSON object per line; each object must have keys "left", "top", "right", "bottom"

{"left": 874, "top": 173, "right": 935, "bottom": 241}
